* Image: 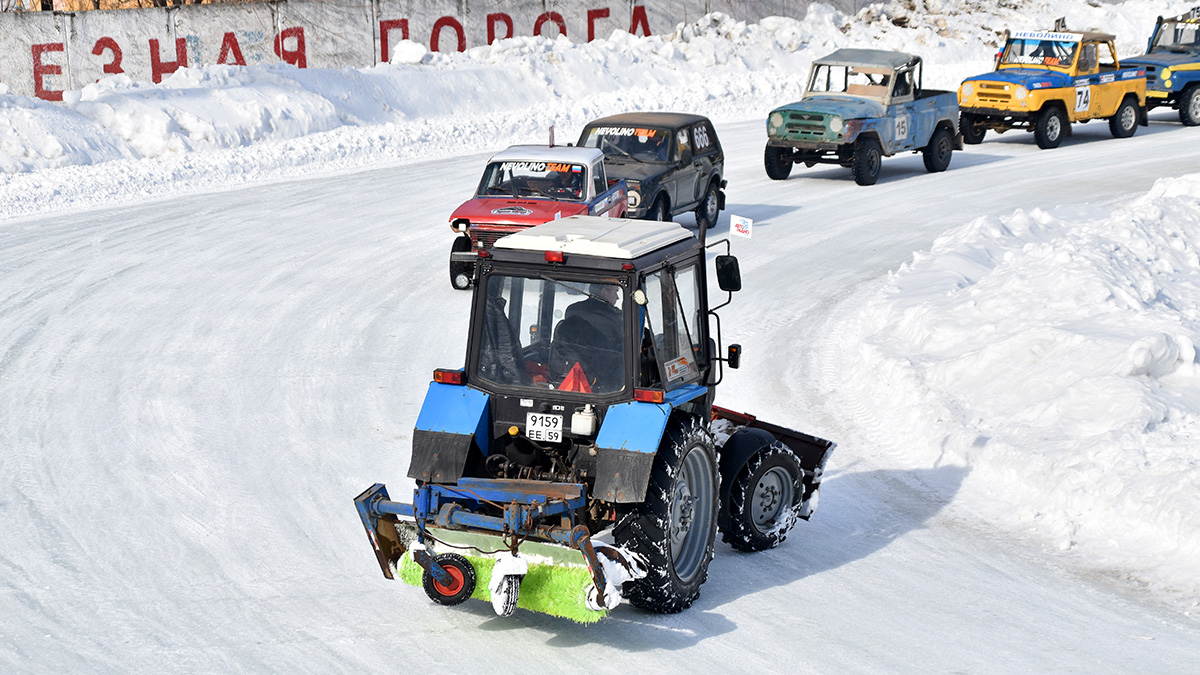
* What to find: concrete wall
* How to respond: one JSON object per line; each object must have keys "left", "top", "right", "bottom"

{"left": 0, "top": 0, "right": 854, "bottom": 100}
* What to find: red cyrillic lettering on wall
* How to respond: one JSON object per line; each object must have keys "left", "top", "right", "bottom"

{"left": 587, "top": 8, "right": 611, "bottom": 42}
{"left": 218, "top": 32, "right": 246, "bottom": 66}
{"left": 31, "top": 43, "right": 65, "bottom": 101}
{"left": 149, "top": 38, "right": 188, "bottom": 83}
{"left": 534, "top": 11, "right": 567, "bottom": 38}
{"left": 92, "top": 37, "right": 124, "bottom": 75}
{"left": 487, "top": 13, "right": 513, "bottom": 45}
{"left": 274, "top": 27, "right": 307, "bottom": 68}
{"left": 431, "top": 16, "right": 465, "bottom": 53}
{"left": 630, "top": 5, "right": 652, "bottom": 37}
{"left": 379, "top": 19, "right": 409, "bottom": 63}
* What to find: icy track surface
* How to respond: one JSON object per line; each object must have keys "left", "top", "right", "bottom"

{"left": 3, "top": 2, "right": 1200, "bottom": 672}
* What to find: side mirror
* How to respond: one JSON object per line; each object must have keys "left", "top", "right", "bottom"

{"left": 715, "top": 255, "right": 741, "bottom": 292}
{"left": 727, "top": 344, "right": 741, "bottom": 369}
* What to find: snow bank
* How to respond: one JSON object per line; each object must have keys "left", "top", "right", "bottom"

{"left": 821, "top": 174, "right": 1200, "bottom": 602}
{"left": 3, "top": 0, "right": 1188, "bottom": 219}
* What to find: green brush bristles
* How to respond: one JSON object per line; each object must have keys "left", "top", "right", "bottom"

{"left": 397, "top": 552, "right": 607, "bottom": 624}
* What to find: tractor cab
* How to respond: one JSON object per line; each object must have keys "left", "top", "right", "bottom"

{"left": 448, "top": 216, "right": 740, "bottom": 501}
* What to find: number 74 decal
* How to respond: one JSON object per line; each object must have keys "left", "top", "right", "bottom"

{"left": 1074, "top": 85, "right": 1091, "bottom": 112}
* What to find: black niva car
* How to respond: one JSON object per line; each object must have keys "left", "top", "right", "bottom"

{"left": 577, "top": 113, "right": 726, "bottom": 229}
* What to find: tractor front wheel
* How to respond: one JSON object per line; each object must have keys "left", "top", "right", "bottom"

{"left": 615, "top": 419, "right": 718, "bottom": 614}
{"left": 721, "top": 443, "right": 805, "bottom": 552}
{"left": 422, "top": 553, "right": 476, "bottom": 606}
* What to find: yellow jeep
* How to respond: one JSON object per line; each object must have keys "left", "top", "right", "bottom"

{"left": 958, "top": 28, "right": 1147, "bottom": 148}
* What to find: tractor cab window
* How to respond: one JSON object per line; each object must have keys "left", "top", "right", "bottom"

{"left": 476, "top": 274, "right": 626, "bottom": 395}
{"left": 640, "top": 267, "right": 701, "bottom": 389}
{"left": 478, "top": 161, "right": 588, "bottom": 201}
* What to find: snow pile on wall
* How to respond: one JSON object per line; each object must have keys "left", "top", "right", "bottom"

{"left": 822, "top": 174, "right": 1200, "bottom": 602}
{"left": 2, "top": 0, "right": 1188, "bottom": 218}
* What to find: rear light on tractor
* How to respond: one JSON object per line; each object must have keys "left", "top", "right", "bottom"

{"left": 433, "top": 369, "right": 464, "bottom": 385}
{"left": 634, "top": 388, "right": 664, "bottom": 403}
{"left": 545, "top": 250, "right": 565, "bottom": 263}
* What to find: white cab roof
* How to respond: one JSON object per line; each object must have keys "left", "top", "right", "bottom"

{"left": 494, "top": 216, "right": 693, "bottom": 259}
{"left": 488, "top": 145, "right": 604, "bottom": 165}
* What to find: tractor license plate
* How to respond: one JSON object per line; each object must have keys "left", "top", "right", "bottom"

{"left": 526, "top": 413, "right": 562, "bottom": 442}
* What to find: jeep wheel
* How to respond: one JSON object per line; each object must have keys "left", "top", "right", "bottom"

{"left": 615, "top": 419, "right": 718, "bottom": 614}
{"left": 648, "top": 195, "right": 671, "bottom": 222}
{"left": 764, "top": 145, "right": 793, "bottom": 180}
{"left": 1109, "top": 97, "right": 1138, "bottom": 138}
{"left": 960, "top": 112, "right": 986, "bottom": 145}
{"left": 694, "top": 180, "right": 720, "bottom": 230}
{"left": 1180, "top": 86, "right": 1200, "bottom": 126}
{"left": 851, "top": 137, "right": 882, "bottom": 186}
{"left": 449, "top": 235, "right": 474, "bottom": 290}
{"left": 922, "top": 127, "right": 954, "bottom": 173}
{"left": 1034, "top": 106, "right": 1066, "bottom": 149}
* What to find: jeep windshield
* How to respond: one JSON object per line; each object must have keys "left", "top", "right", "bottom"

{"left": 1001, "top": 38, "right": 1079, "bottom": 67}
{"left": 581, "top": 126, "right": 672, "bottom": 163}
{"left": 477, "top": 161, "right": 588, "bottom": 201}
{"left": 475, "top": 274, "right": 627, "bottom": 395}
{"left": 1150, "top": 20, "right": 1200, "bottom": 54}
{"left": 806, "top": 64, "right": 892, "bottom": 100}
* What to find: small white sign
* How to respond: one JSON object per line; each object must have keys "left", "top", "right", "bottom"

{"left": 731, "top": 215, "right": 753, "bottom": 238}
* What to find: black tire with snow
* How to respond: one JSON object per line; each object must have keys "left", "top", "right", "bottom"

{"left": 1179, "top": 85, "right": 1200, "bottom": 127}
{"left": 960, "top": 112, "right": 986, "bottom": 145}
{"left": 614, "top": 418, "right": 718, "bottom": 614}
{"left": 720, "top": 443, "right": 805, "bottom": 552}
{"left": 1108, "top": 96, "right": 1138, "bottom": 138}
{"left": 694, "top": 180, "right": 720, "bottom": 231}
{"left": 422, "top": 552, "right": 476, "bottom": 606}
{"left": 851, "top": 137, "right": 882, "bottom": 186}
{"left": 922, "top": 126, "right": 954, "bottom": 173}
{"left": 449, "top": 235, "right": 473, "bottom": 290}
{"left": 1034, "top": 106, "right": 1066, "bottom": 149}
{"left": 764, "top": 145, "right": 793, "bottom": 180}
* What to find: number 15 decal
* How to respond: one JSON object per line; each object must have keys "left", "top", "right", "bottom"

{"left": 894, "top": 115, "right": 909, "bottom": 141}
{"left": 1074, "top": 85, "right": 1091, "bottom": 112}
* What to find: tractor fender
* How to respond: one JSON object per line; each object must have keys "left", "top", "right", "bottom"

{"left": 407, "top": 382, "right": 490, "bottom": 483}
{"left": 593, "top": 386, "right": 708, "bottom": 503}
{"left": 716, "top": 426, "right": 778, "bottom": 532}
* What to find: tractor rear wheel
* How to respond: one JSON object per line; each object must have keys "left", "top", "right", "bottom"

{"left": 721, "top": 443, "right": 804, "bottom": 552}
{"left": 615, "top": 419, "right": 718, "bottom": 613}
{"left": 422, "top": 553, "right": 476, "bottom": 606}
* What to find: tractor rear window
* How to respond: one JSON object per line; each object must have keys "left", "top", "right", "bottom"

{"left": 478, "top": 161, "right": 587, "bottom": 201}
{"left": 1001, "top": 38, "right": 1078, "bottom": 67}
{"left": 475, "top": 274, "right": 626, "bottom": 395}
{"left": 581, "top": 127, "right": 672, "bottom": 163}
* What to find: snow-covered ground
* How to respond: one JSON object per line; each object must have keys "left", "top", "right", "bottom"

{"left": 3, "top": 1, "right": 1199, "bottom": 672}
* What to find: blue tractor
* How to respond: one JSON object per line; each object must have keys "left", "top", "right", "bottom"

{"left": 355, "top": 215, "right": 834, "bottom": 619}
